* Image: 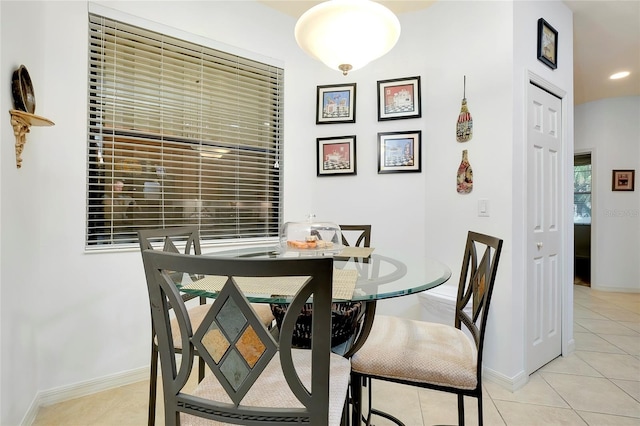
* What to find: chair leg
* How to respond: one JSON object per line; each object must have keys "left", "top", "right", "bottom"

{"left": 367, "top": 379, "right": 405, "bottom": 426}
{"left": 148, "top": 343, "right": 159, "bottom": 426}
{"left": 341, "top": 394, "right": 350, "bottom": 426}
{"left": 477, "top": 393, "right": 483, "bottom": 426}
{"left": 457, "top": 394, "right": 465, "bottom": 426}
{"left": 198, "top": 355, "right": 205, "bottom": 382}
{"left": 350, "top": 374, "right": 363, "bottom": 425}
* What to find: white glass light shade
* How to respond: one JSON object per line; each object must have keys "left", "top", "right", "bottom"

{"left": 295, "top": 0, "right": 401, "bottom": 75}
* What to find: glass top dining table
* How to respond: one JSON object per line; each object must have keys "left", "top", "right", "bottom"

{"left": 178, "top": 245, "right": 452, "bottom": 304}
{"left": 179, "top": 244, "right": 452, "bottom": 357}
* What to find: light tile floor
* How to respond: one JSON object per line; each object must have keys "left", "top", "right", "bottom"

{"left": 33, "top": 285, "right": 640, "bottom": 425}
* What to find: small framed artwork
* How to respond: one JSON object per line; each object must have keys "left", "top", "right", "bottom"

{"left": 316, "top": 83, "right": 356, "bottom": 124}
{"left": 377, "top": 131, "right": 421, "bottom": 174}
{"left": 317, "top": 135, "right": 356, "bottom": 176}
{"left": 537, "top": 18, "right": 558, "bottom": 69}
{"left": 377, "top": 76, "right": 421, "bottom": 121}
{"left": 612, "top": 169, "right": 635, "bottom": 191}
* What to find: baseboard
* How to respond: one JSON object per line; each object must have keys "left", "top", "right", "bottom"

{"left": 20, "top": 397, "right": 39, "bottom": 426}
{"left": 564, "top": 336, "right": 576, "bottom": 354}
{"left": 22, "top": 367, "right": 148, "bottom": 425}
{"left": 590, "top": 284, "right": 640, "bottom": 293}
{"left": 482, "top": 365, "right": 529, "bottom": 392}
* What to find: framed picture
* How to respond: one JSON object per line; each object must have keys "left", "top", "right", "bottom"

{"left": 537, "top": 18, "right": 558, "bottom": 69}
{"left": 377, "top": 131, "right": 421, "bottom": 174}
{"left": 612, "top": 169, "right": 635, "bottom": 191}
{"left": 316, "top": 83, "right": 356, "bottom": 124}
{"left": 317, "top": 135, "right": 356, "bottom": 176}
{"left": 377, "top": 76, "right": 421, "bottom": 121}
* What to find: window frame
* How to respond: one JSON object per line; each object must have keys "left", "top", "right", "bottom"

{"left": 85, "top": 7, "right": 284, "bottom": 250}
{"left": 574, "top": 155, "right": 592, "bottom": 226}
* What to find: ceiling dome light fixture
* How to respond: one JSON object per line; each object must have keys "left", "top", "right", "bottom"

{"left": 609, "top": 71, "right": 630, "bottom": 80}
{"left": 295, "top": 0, "right": 401, "bottom": 76}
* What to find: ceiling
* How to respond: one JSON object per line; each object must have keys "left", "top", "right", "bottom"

{"left": 259, "top": 0, "right": 640, "bottom": 105}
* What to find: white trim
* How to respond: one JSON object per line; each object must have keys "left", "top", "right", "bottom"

{"left": 19, "top": 396, "right": 38, "bottom": 426}
{"left": 591, "top": 285, "right": 640, "bottom": 293}
{"left": 84, "top": 238, "right": 280, "bottom": 255}
{"left": 24, "top": 367, "right": 148, "bottom": 425}
{"left": 88, "top": 2, "right": 284, "bottom": 68}
{"left": 483, "top": 366, "right": 529, "bottom": 392}
{"left": 528, "top": 71, "right": 567, "bottom": 99}
{"left": 574, "top": 147, "right": 595, "bottom": 288}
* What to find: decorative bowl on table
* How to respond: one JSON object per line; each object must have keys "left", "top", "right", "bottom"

{"left": 279, "top": 216, "right": 343, "bottom": 254}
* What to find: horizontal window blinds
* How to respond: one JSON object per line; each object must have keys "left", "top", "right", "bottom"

{"left": 86, "top": 13, "right": 283, "bottom": 248}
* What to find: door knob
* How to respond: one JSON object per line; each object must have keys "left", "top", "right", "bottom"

{"left": 537, "top": 242, "right": 543, "bottom": 249}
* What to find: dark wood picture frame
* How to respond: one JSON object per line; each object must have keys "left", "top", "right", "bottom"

{"left": 316, "top": 83, "right": 356, "bottom": 124}
{"left": 612, "top": 169, "right": 635, "bottom": 191}
{"left": 377, "top": 131, "right": 421, "bottom": 174}
{"left": 377, "top": 76, "right": 421, "bottom": 121}
{"left": 537, "top": 18, "right": 558, "bottom": 70}
{"left": 317, "top": 135, "right": 357, "bottom": 176}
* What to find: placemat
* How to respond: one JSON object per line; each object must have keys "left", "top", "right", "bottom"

{"left": 337, "top": 246, "right": 375, "bottom": 258}
{"left": 182, "top": 268, "right": 358, "bottom": 300}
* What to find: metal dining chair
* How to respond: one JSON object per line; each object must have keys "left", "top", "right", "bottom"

{"left": 138, "top": 227, "right": 274, "bottom": 425}
{"left": 350, "top": 231, "right": 503, "bottom": 426}
{"left": 339, "top": 224, "right": 371, "bottom": 249}
{"left": 270, "top": 224, "right": 372, "bottom": 350}
{"left": 141, "top": 250, "right": 350, "bottom": 425}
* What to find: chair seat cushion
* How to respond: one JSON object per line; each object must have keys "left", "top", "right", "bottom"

{"left": 181, "top": 349, "right": 350, "bottom": 426}
{"left": 351, "top": 315, "right": 478, "bottom": 390}
{"left": 251, "top": 303, "right": 276, "bottom": 329}
{"left": 161, "top": 303, "right": 274, "bottom": 350}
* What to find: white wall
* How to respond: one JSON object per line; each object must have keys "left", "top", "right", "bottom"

{"left": 575, "top": 96, "right": 640, "bottom": 292}
{"left": 1, "top": 2, "right": 53, "bottom": 423}
{"left": 0, "top": 1, "right": 574, "bottom": 424}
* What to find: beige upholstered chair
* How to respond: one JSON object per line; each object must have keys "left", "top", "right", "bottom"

{"left": 350, "top": 231, "right": 503, "bottom": 426}
{"left": 141, "top": 250, "right": 350, "bottom": 425}
{"left": 138, "top": 227, "right": 274, "bottom": 425}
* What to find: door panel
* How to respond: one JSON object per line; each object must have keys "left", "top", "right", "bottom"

{"left": 527, "top": 83, "right": 563, "bottom": 374}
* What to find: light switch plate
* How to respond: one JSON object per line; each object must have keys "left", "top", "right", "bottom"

{"left": 478, "top": 199, "right": 490, "bottom": 217}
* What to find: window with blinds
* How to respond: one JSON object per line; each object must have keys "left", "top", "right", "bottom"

{"left": 86, "top": 13, "right": 283, "bottom": 248}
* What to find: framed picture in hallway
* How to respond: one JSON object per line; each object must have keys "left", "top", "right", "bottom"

{"left": 317, "top": 135, "right": 356, "bottom": 176}
{"left": 612, "top": 169, "right": 635, "bottom": 191}
{"left": 316, "top": 83, "right": 356, "bottom": 124}
{"left": 537, "top": 18, "right": 558, "bottom": 69}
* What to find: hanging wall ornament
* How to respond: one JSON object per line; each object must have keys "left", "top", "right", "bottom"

{"left": 457, "top": 149, "right": 473, "bottom": 193}
{"left": 456, "top": 76, "right": 473, "bottom": 142}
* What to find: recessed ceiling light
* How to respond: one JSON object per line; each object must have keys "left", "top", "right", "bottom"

{"left": 610, "top": 71, "right": 630, "bottom": 80}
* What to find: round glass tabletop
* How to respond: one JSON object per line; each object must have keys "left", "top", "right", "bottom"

{"left": 178, "top": 245, "right": 452, "bottom": 303}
